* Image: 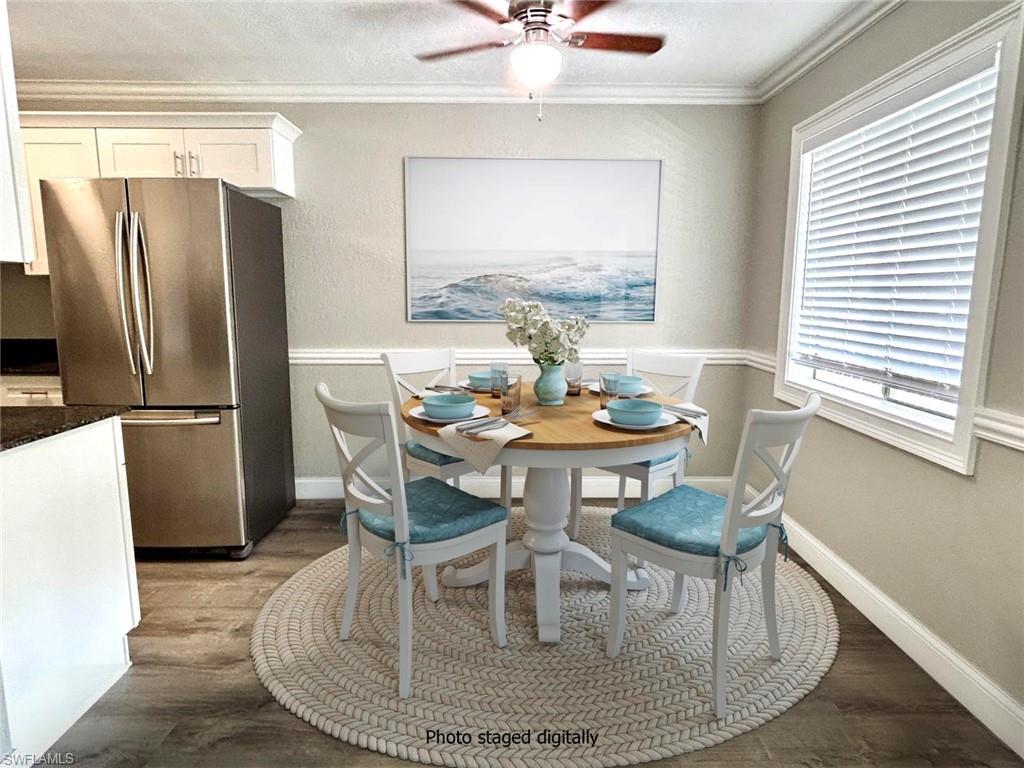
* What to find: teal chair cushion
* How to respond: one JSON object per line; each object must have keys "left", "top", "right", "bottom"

{"left": 635, "top": 451, "right": 679, "bottom": 468}
{"left": 357, "top": 477, "right": 507, "bottom": 544}
{"left": 610, "top": 483, "right": 766, "bottom": 557}
{"left": 405, "top": 439, "right": 465, "bottom": 467}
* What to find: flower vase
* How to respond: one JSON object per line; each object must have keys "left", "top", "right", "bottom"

{"left": 534, "top": 362, "right": 568, "bottom": 406}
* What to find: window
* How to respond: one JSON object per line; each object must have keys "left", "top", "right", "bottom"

{"left": 776, "top": 8, "right": 1022, "bottom": 474}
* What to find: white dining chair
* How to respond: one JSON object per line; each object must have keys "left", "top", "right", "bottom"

{"left": 382, "top": 348, "right": 514, "bottom": 511}
{"left": 316, "top": 383, "right": 508, "bottom": 699}
{"left": 567, "top": 352, "right": 706, "bottom": 541}
{"left": 605, "top": 393, "right": 820, "bottom": 717}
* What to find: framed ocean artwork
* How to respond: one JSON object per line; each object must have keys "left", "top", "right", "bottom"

{"left": 404, "top": 157, "right": 661, "bottom": 322}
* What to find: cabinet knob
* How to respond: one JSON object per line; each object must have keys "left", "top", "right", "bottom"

{"left": 187, "top": 151, "right": 202, "bottom": 177}
{"left": 173, "top": 151, "right": 185, "bottom": 176}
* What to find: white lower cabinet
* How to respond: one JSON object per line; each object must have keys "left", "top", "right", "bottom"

{"left": 0, "top": 416, "right": 140, "bottom": 758}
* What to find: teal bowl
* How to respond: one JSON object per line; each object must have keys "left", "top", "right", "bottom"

{"left": 607, "top": 398, "right": 663, "bottom": 426}
{"left": 422, "top": 394, "right": 476, "bottom": 420}
{"left": 618, "top": 375, "right": 645, "bottom": 394}
{"left": 467, "top": 371, "right": 493, "bottom": 389}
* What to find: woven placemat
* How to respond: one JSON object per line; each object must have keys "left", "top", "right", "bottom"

{"left": 252, "top": 507, "right": 838, "bottom": 767}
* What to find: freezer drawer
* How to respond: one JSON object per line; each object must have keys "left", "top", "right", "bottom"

{"left": 121, "top": 408, "right": 246, "bottom": 548}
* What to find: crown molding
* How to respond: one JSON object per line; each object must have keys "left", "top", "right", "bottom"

{"left": 14, "top": 79, "right": 760, "bottom": 105}
{"left": 12, "top": 2, "right": 926, "bottom": 107}
{"left": 755, "top": 0, "right": 905, "bottom": 103}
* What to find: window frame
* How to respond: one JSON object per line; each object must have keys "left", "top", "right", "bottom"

{"left": 775, "top": 6, "right": 1023, "bottom": 475}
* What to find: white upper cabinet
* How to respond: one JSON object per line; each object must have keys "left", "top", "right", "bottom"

{"left": 20, "top": 127, "right": 100, "bottom": 275}
{"left": 183, "top": 128, "right": 280, "bottom": 191}
{"left": 97, "top": 128, "right": 185, "bottom": 178}
{"left": 17, "top": 112, "right": 300, "bottom": 275}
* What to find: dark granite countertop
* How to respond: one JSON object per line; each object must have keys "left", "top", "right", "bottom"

{"left": 1, "top": 406, "right": 130, "bottom": 451}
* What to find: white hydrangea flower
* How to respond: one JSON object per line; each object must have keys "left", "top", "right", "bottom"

{"left": 500, "top": 298, "right": 590, "bottom": 366}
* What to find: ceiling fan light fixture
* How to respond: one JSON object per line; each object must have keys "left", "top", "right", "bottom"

{"left": 510, "top": 41, "right": 562, "bottom": 90}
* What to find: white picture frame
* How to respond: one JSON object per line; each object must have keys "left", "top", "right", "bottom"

{"left": 404, "top": 157, "right": 662, "bottom": 323}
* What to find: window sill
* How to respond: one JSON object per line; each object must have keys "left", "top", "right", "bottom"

{"left": 774, "top": 376, "right": 975, "bottom": 475}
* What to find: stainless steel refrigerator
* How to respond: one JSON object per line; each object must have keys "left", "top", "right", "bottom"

{"left": 42, "top": 177, "right": 295, "bottom": 558}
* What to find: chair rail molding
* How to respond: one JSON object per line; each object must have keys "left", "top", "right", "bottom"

{"left": 288, "top": 346, "right": 765, "bottom": 368}
{"left": 783, "top": 513, "right": 1024, "bottom": 760}
{"left": 289, "top": 346, "right": 1023, "bottom": 453}
{"left": 972, "top": 407, "right": 1024, "bottom": 452}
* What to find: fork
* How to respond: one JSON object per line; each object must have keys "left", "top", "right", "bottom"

{"left": 462, "top": 408, "right": 521, "bottom": 435}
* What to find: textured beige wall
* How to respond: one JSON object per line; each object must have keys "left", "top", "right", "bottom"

{"left": 17, "top": 98, "right": 759, "bottom": 477}
{"left": 0, "top": 262, "right": 54, "bottom": 337}
{"left": 744, "top": 0, "right": 1024, "bottom": 700}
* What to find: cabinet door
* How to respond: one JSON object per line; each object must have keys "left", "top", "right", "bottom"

{"left": 20, "top": 127, "right": 100, "bottom": 276}
{"left": 96, "top": 128, "right": 185, "bottom": 178}
{"left": 183, "top": 129, "right": 273, "bottom": 189}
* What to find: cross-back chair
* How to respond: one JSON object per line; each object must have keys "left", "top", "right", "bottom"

{"left": 606, "top": 393, "right": 820, "bottom": 717}
{"left": 567, "top": 352, "right": 706, "bottom": 541}
{"left": 316, "top": 383, "right": 508, "bottom": 699}
{"left": 383, "top": 349, "right": 514, "bottom": 509}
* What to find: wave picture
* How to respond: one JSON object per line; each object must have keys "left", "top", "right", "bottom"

{"left": 408, "top": 250, "right": 656, "bottom": 322}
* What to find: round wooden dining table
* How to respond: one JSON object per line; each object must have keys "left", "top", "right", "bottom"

{"left": 402, "top": 384, "right": 693, "bottom": 643}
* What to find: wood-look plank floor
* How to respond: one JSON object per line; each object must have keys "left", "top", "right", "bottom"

{"left": 50, "top": 502, "right": 1021, "bottom": 768}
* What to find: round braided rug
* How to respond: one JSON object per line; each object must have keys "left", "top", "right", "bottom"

{"left": 252, "top": 507, "right": 838, "bottom": 767}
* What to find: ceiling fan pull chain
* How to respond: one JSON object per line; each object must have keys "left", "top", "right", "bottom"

{"left": 537, "top": 88, "right": 544, "bottom": 122}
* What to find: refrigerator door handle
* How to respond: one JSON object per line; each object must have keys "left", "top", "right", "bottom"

{"left": 114, "top": 211, "right": 137, "bottom": 376}
{"left": 129, "top": 211, "right": 156, "bottom": 375}
{"left": 121, "top": 411, "right": 222, "bottom": 427}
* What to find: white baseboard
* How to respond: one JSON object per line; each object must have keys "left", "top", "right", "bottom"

{"left": 783, "top": 514, "right": 1024, "bottom": 759}
{"left": 295, "top": 473, "right": 734, "bottom": 500}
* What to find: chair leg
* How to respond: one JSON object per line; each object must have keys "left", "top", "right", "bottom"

{"left": 340, "top": 538, "right": 361, "bottom": 640}
{"left": 488, "top": 533, "right": 507, "bottom": 648}
{"left": 568, "top": 468, "right": 583, "bottom": 540}
{"left": 762, "top": 534, "right": 781, "bottom": 661}
{"left": 606, "top": 536, "right": 628, "bottom": 657}
{"left": 616, "top": 475, "right": 627, "bottom": 512}
{"left": 500, "top": 466, "right": 512, "bottom": 510}
{"left": 634, "top": 478, "right": 650, "bottom": 569}
{"left": 397, "top": 557, "right": 414, "bottom": 698}
{"left": 669, "top": 573, "right": 688, "bottom": 615}
{"left": 712, "top": 570, "right": 733, "bottom": 717}
{"left": 451, "top": 474, "right": 461, "bottom": 489}
{"left": 422, "top": 564, "right": 439, "bottom": 603}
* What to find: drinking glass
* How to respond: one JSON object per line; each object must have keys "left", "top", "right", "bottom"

{"left": 564, "top": 361, "right": 583, "bottom": 396}
{"left": 490, "top": 362, "right": 508, "bottom": 399}
{"left": 501, "top": 375, "right": 521, "bottom": 416}
{"left": 600, "top": 372, "right": 621, "bottom": 409}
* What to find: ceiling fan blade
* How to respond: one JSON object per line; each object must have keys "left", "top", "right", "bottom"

{"left": 568, "top": 31, "right": 664, "bottom": 54}
{"left": 415, "top": 40, "right": 508, "bottom": 61}
{"left": 562, "top": 1, "right": 617, "bottom": 25}
{"left": 451, "top": 0, "right": 509, "bottom": 24}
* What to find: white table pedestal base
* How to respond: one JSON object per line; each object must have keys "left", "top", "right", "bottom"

{"left": 441, "top": 466, "right": 650, "bottom": 643}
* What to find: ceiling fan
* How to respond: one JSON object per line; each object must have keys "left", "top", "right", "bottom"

{"left": 416, "top": 0, "right": 665, "bottom": 91}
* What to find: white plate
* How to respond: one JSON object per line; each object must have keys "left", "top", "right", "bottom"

{"left": 458, "top": 379, "right": 492, "bottom": 393}
{"left": 592, "top": 409, "right": 678, "bottom": 431}
{"left": 587, "top": 382, "right": 655, "bottom": 396}
{"left": 409, "top": 404, "right": 491, "bottom": 424}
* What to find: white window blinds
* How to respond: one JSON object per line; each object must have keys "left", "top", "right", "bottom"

{"left": 792, "top": 64, "right": 999, "bottom": 402}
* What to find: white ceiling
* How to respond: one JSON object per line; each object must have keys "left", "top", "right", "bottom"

{"left": 8, "top": 0, "right": 899, "bottom": 103}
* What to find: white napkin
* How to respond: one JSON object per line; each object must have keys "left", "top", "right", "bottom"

{"left": 664, "top": 402, "right": 709, "bottom": 446}
{"left": 438, "top": 421, "right": 532, "bottom": 473}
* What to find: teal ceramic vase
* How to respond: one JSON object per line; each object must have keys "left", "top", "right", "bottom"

{"left": 534, "top": 362, "right": 568, "bottom": 406}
